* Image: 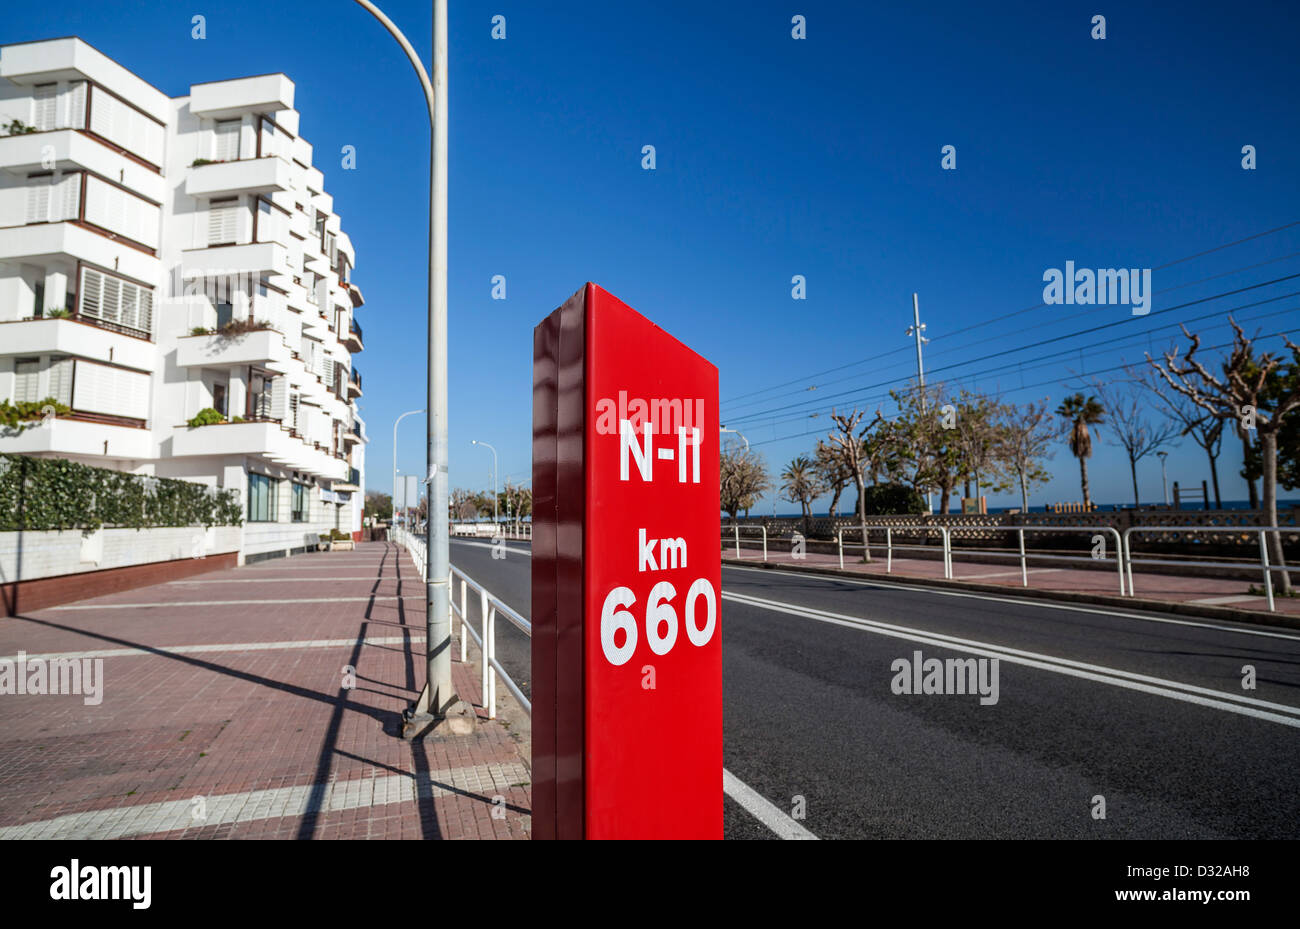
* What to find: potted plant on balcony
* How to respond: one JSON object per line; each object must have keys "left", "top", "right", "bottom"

{"left": 186, "top": 407, "right": 227, "bottom": 428}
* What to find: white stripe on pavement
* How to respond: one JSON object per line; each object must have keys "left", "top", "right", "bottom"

{"left": 50, "top": 596, "right": 425, "bottom": 610}
{"left": 1, "top": 635, "right": 427, "bottom": 665}
{"left": 0, "top": 761, "right": 529, "bottom": 840}
{"left": 723, "top": 768, "right": 817, "bottom": 839}
{"left": 722, "top": 563, "right": 1300, "bottom": 642}
{"left": 170, "top": 577, "right": 396, "bottom": 584}
{"left": 723, "top": 589, "right": 1300, "bottom": 728}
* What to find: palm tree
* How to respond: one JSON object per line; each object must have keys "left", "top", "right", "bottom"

{"left": 1055, "top": 393, "right": 1105, "bottom": 508}
{"left": 780, "top": 455, "right": 824, "bottom": 538}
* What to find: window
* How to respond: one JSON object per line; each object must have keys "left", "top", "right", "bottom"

{"left": 215, "top": 302, "right": 233, "bottom": 330}
{"left": 24, "top": 173, "right": 78, "bottom": 225}
{"left": 13, "top": 358, "right": 40, "bottom": 404}
{"left": 79, "top": 266, "right": 154, "bottom": 336}
{"left": 208, "top": 198, "right": 238, "bottom": 245}
{"left": 305, "top": 273, "right": 319, "bottom": 305}
{"left": 213, "top": 383, "right": 227, "bottom": 417}
{"left": 84, "top": 176, "right": 157, "bottom": 248}
{"left": 214, "top": 119, "right": 240, "bottom": 162}
{"left": 291, "top": 482, "right": 309, "bottom": 522}
{"left": 32, "top": 84, "right": 57, "bottom": 131}
{"left": 33, "top": 280, "right": 44, "bottom": 318}
{"left": 248, "top": 473, "right": 278, "bottom": 522}
{"left": 87, "top": 86, "right": 165, "bottom": 167}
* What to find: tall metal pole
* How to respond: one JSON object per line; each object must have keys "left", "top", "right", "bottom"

{"left": 352, "top": 0, "right": 461, "bottom": 730}
{"left": 393, "top": 408, "right": 423, "bottom": 531}
{"left": 905, "top": 293, "right": 932, "bottom": 513}
{"left": 472, "top": 440, "right": 498, "bottom": 525}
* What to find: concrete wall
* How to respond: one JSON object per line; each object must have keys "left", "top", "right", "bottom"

{"left": 0, "top": 525, "right": 241, "bottom": 583}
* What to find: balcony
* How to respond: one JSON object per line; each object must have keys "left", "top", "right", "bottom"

{"left": 0, "top": 222, "right": 159, "bottom": 281}
{"left": 186, "top": 156, "right": 292, "bottom": 199}
{"left": 342, "top": 319, "right": 363, "bottom": 352}
{"left": 335, "top": 468, "right": 361, "bottom": 492}
{"left": 348, "top": 367, "right": 362, "bottom": 398}
{"left": 0, "top": 131, "right": 167, "bottom": 202}
{"left": 189, "top": 74, "right": 294, "bottom": 119}
{"left": 170, "top": 420, "right": 347, "bottom": 481}
{"left": 175, "top": 327, "right": 292, "bottom": 372}
{"left": 180, "top": 241, "right": 286, "bottom": 277}
{"left": 0, "top": 415, "right": 151, "bottom": 459}
{"left": 0, "top": 316, "right": 155, "bottom": 370}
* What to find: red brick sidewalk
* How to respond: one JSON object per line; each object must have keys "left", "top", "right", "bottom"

{"left": 0, "top": 542, "right": 531, "bottom": 840}
{"left": 724, "top": 545, "right": 1300, "bottom": 618}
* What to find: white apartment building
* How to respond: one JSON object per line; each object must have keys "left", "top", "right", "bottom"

{"left": 0, "top": 37, "right": 369, "bottom": 561}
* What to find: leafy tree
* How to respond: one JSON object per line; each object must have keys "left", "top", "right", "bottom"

{"left": 780, "top": 455, "right": 826, "bottom": 536}
{"left": 1055, "top": 393, "right": 1105, "bottom": 508}
{"left": 884, "top": 383, "right": 962, "bottom": 514}
{"left": 365, "top": 491, "right": 392, "bottom": 521}
{"left": 953, "top": 389, "right": 1002, "bottom": 504}
{"left": 720, "top": 446, "right": 771, "bottom": 522}
{"left": 860, "top": 482, "right": 926, "bottom": 516}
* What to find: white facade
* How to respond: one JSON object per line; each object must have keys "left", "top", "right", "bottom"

{"left": 0, "top": 38, "right": 369, "bottom": 560}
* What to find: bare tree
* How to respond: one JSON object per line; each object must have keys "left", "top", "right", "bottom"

{"left": 1147, "top": 319, "right": 1300, "bottom": 593}
{"left": 720, "top": 446, "right": 771, "bottom": 523}
{"left": 1090, "top": 378, "right": 1180, "bottom": 508}
{"left": 1129, "top": 363, "right": 1225, "bottom": 507}
{"left": 813, "top": 439, "right": 852, "bottom": 517}
{"left": 828, "top": 407, "right": 884, "bottom": 562}
{"left": 993, "top": 399, "right": 1055, "bottom": 514}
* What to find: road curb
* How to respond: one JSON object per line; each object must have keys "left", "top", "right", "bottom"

{"left": 722, "top": 557, "right": 1300, "bottom": 631}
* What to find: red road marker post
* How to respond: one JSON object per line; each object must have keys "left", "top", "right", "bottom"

{"left": 532, "top": 283, "right": 722, "bottom": 839}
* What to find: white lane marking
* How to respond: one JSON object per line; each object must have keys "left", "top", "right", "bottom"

{"left": 1191, "top": 595, "right": 1263, "bottom": 605}
{"left": 1, "top": 635, "right": 426, "bottom": 664}
{"left": 723, "top": 590, "right": 1300, "bottom": 727}
{"left": 49, "top": 596, "right": 425, "bottom": 610}
{"left": 723, "top": 768, "right": 817, "bottom": 839}
{"left": 722, "top": 563, "right": 1300, "bottom": 642}
{"left": 955, "top": 568, "right": 1061, "bottom": 580}
{"left": 0, "top": 761, "right": 530, "bottom": 840}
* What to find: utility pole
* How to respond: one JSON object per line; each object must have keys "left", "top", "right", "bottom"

{"left": 352, "top": 0, "right": 468, "bottom": 736}
{"left": 905, "top": 293, "right": 934, "bottom": 514}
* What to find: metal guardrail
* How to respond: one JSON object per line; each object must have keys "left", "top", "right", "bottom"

{"left": 393, "top": 526, "right": 531, "bottom": 719}
{"left": 1123, "top": 525, "right": 1295, "bottom": 612}
{"left": 723, "top": 524, "right": 767, "bottom": 560}
{"left": 838, "top": 524, "right": 950, "bottom": 575}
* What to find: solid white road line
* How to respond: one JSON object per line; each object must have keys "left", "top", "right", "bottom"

{"left": 954, "top": 568, "right": 1062, "bottom": 580}
{"left": 723, "top": 589, "right": 1300, "bottom": 728}
{"left": 722, "top": 768, "right": 818, "bottom": 839}
{"left": 1, "top": 635, "right": 426, "bottom": 665}
{"left": 722, "top": 563, "right": 1300, "bottom": 642}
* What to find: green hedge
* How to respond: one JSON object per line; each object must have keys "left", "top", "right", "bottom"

{"left": 0, "top": 453, "right": 243, "bottom": 532}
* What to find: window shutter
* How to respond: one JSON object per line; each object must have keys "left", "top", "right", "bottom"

{"left": 270, "top": 376, "right": 288, "bottom": 421}
{"left": 208, "top": 200, "right": 237, "bottom": 245}
{"left": 14, "top": 359, "right": 40, "bottom": 404}
{"left": 47, "top": 357, "right": 73, "bottom": 406}
{"left": 69, "top": 82, "right": 87, "bottom": 129}
{"left": 33, "top": 84, "right": 57, "bottom": 131}
{"left": 26, "top": 176, "right": 52, "bottom": 223}
{"left": 214, "top": 120, "right": 240, "bottom": 161}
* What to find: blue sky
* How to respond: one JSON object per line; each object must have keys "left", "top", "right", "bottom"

{"left": 7, "top": 1, "right": 1298, "bottom": 510}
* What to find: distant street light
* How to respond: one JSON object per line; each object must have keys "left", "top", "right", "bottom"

{"left": 471, "top": 439, "right": 499, "bottom": 526}
{"left": 393, "top": 408, "right": 424, "bottom": 529}
{"left": 1157, "top": 451, "right": 1170, "bottom": 506}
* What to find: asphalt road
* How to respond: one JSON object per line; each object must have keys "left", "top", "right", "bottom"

{"left": 448, "top": 537, "right": 1300, "bottom": 840}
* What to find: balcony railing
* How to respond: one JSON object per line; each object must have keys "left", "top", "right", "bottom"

{"left": 349, "top": 367, "right": 362, "bottom": 393}
{"left": 350, "top": 319, "right": 362, "bottom": 345}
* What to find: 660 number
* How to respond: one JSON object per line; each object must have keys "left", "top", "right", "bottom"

{"left": 600, "top": 579, "right": 718, "bottom": 666}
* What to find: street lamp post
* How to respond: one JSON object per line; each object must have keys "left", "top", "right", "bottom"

{"left": 352, "top": 0, "right": 466, "bottom": 735}
{"left": 1158, "top": 451, "right": 1170, "bottom": 506}
{"left": 472, "top": 440, "right": 499, "bottom": 528}
{"left": 393, "top": 408, "right": 423, "bottom": 531}
{"left": 719, "top": 426, "right": 749, "bottom": 450}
